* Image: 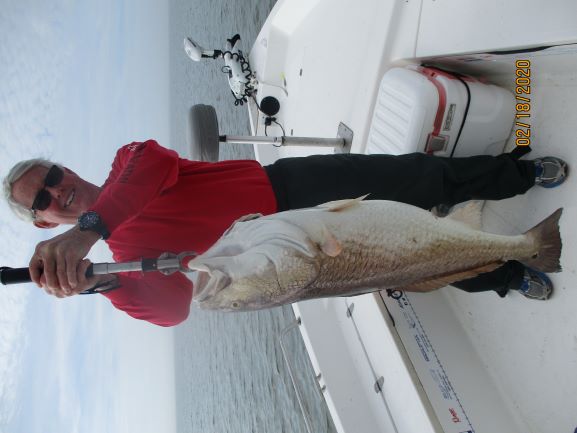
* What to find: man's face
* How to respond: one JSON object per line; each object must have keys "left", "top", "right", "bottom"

{"left": 11, "top": 165, "right": 99, "bottom": 226}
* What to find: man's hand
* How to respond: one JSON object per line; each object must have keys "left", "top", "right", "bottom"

{"left": 39, "top": 259, "right": 117, "bottom": 298}
{"left": 29, "top": 226, "right": 101, "bottom": 295}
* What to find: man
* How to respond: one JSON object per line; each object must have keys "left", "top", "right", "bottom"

{"left": 3, "top": 140, "right": 568, "bottom": 326}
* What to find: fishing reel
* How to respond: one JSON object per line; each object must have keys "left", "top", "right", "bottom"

{"left": 184, "top": 34, "right": 257, "bottom": 106}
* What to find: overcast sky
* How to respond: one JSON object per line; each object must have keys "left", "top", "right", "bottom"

{"left": 0, "top": 1, "right": 177, "bottom": 431}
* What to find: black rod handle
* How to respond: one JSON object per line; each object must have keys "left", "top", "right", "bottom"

{"left": 0, "top": 265, "right": 94, "bottom": 285}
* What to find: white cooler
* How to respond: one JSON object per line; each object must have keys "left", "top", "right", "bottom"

{"left": 366, "top": 66, "right": 515, "bottom": 157}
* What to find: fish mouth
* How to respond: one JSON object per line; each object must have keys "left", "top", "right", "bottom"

{"left": 190, "top": 262, "right": 232, "bottom": 303}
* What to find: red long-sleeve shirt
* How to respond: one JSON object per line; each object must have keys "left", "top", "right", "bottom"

{"left": 94, "top": 140, "right": 277, "bottom": 326}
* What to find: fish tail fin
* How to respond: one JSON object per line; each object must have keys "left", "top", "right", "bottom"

{"left": 520, "top": 208, "right": 563, "bottom": 273}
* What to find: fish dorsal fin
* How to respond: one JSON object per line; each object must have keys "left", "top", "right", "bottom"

{"left": 399, "top": 262, "right": 501, "bottom": 292}
{"left": 318, "top": 194, "right": 370, "bottom": 212}
{"left": 446, "top": 201, "right": 483, "bottom": 230}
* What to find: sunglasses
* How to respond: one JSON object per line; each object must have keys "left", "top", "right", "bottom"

{"left": 31, "top": 165, "right": 64, "bottom": 213}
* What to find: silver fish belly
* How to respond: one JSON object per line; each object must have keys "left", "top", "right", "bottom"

{"left": 189, "top": 199, "right": 562, "bottom": 311}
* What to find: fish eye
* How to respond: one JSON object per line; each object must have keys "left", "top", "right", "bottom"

{"left": 232, "top": 302, "right": 240, "bottom": 309}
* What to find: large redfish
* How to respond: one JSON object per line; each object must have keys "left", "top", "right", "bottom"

{"left": 188, "top": 198, "right": 562, "bottom": 311}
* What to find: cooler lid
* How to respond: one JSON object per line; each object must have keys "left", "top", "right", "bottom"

{"left": 367, "top": 67, "right": 439, "bottom": 155}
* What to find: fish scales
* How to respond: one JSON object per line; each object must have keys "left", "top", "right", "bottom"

{"left": 283, "top": 205, "right": 531, "bottom": 292}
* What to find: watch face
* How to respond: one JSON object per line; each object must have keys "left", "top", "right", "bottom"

{"left": 78, "top": 211, "right": 109, "bottom": 239}
{"left": 79, "top": 211, "right": 100, "bottom": 230}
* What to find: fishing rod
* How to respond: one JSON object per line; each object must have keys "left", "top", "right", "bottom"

{"left": 0, "top": 251, "right": 197, "bottom": 294}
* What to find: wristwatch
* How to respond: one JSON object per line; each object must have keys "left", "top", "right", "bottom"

{"left": 78, "top": 211, "right": 110, "bottom": 240}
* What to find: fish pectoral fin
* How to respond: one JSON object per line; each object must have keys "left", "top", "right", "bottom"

{"left": 400, "top": 262, "right": 502, "bottom": 292}
{"left": 317, "top": 194, "right": 370, "bottom": 212}
{"left": 318, "top": 227, "right": 343, "bottom": 257}
{"left": 445, "top": 201, "right": 483, "bottom": 230}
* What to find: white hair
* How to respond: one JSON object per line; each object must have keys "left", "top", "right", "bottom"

{"left": 3, "top": 158, "right": 62, "bottom": 222}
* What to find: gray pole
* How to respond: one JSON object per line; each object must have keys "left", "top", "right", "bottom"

{"left": 221, "top": 135, "right": 346, "bottom": 148}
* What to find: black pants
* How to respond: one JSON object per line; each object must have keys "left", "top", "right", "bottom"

{"left": 264, "top": 152, "right": 535, "bottom": 296}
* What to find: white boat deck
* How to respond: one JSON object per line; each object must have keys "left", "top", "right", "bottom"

{"left": 247, "top": 1, "right": 577, "bottom": 432}
{"left": 437, "top": 50, "right": 577, "bottom": 432}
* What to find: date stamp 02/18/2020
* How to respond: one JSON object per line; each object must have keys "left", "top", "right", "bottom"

{"left": 514, "top": 59, "right": 532, "bottom": 147}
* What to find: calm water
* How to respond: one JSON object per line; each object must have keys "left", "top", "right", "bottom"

{"left": 169, "top": 1, "right": 337, "bottom": 432}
